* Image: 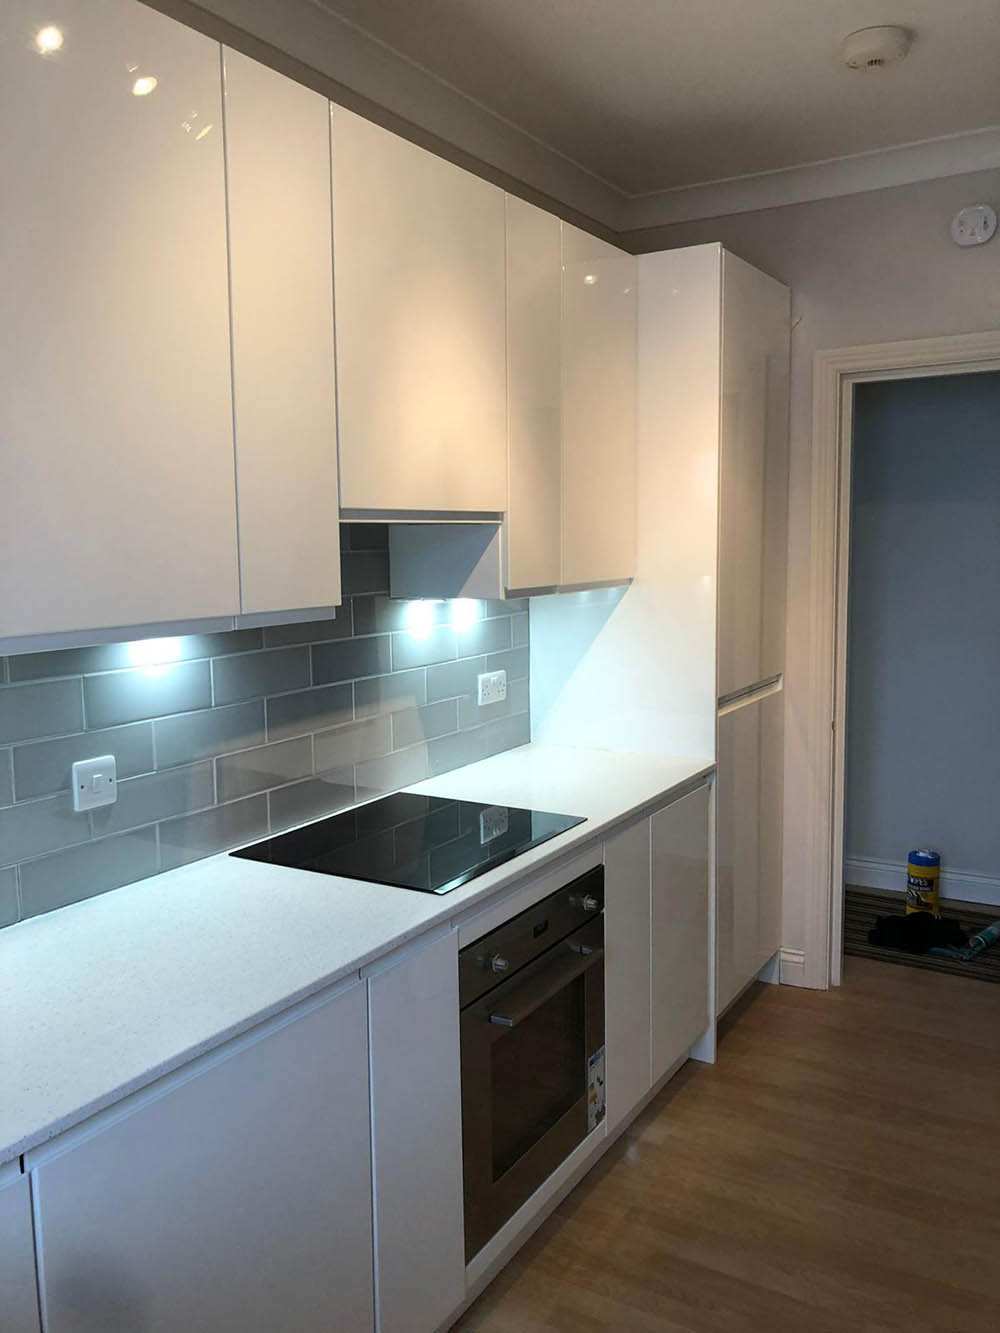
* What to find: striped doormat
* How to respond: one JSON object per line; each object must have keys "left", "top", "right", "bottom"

{"left": 844, "top": 885, "right": 1000, "bottom": 984}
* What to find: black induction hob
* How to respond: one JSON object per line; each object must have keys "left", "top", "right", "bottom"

{"left": 231, "top": 792, "right": 585, "bottom": 894}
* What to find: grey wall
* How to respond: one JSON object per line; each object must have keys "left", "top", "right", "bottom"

{"left": 0, "top": 525, "right": 529, "bottom": 927}
{"left": 846, "top": 372, "right": 1000, "bottom": 899}
{"left": 627, "top": 166, "right": 1000, "bottom": 949}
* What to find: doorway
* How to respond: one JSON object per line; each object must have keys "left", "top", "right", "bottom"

{"left": 840, "top": 371, "right": 1000, "bottom": 979}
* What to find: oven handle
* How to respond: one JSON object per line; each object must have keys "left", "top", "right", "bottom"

{"left": 488, "top": 942, "right": 605, "bottom": 1029}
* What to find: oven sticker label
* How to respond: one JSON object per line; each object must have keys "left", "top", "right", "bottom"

{"left": 587, "top": 1046, "right": 606, "bottom": 1132}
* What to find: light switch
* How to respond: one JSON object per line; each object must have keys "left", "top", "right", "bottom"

{"left": 72, "top": 755, "right": 117, "bottom": 812}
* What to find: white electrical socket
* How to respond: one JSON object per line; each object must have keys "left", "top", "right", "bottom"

{"left": 72, "top": 755, "right": 117, "bottom": 812}
{"left": 477, "top": 669, "right": 507, "bottom": 707}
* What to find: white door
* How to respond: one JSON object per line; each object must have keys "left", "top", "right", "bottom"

{"left": 331, "top": 106, "right": 507, "bottom": 513}
{"left": 0, "top": 0, "right": 239, "bottom": 638}
{"left": 603, "top": 818, "right": 652, "bottom": 1131}
{"left": 0, "top": 1164, "right": 40, "bottom": 1333}
{"left": 34, "top": 984, "right": 374, "bottom": 1333}
{"left": 651, "top": 786, "right": 711, "bottom": 1082}
{"left": 505, "top": 195, "right": 562, "bottom": 592}
{"left": 368, "top": 931, "right": 465, "bottom": 1333}
{"left": 224, "top": 50, "right": 341, "bottom": 615}
{"left": 561, "top": 225, "right": 637, "bottom": 587}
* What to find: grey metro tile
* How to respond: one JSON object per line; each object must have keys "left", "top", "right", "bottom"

{"left": 266, "top": 683, "right": 353, "bottom": 742}
{"left": 7, "top": 630, "right": 262, "bottom": 682}
{"left": 0, "top": 866, "right": 18, "bottom": 927}
{"left": 159, "top": 796, "right": 269, "bottom": 871}
{"left": 391, "top": 699, "right": 458, "bottom": 751}
{"left": 215, "top": 737, "right": 313, "bottom": 803}
{"left": 313, "top": 635, "right": 390, "bottom": 685}
{"left": 425, "top": 657, "right": 486, "bottom": 704}
{"left": 212, "top": 647, "right": 310, "bottom": 706}
{"left": 84, "top": 661, "right": 211, "bottom": 729}
{"left": 485, "top": 647, "right": 529, "bottom": 681}
{"left": 0, "top": 793, "right": 90, "bottom": 865}
{"left": 459, "top": 676, "right": 530, "bottom": 729}
{"left": 354, "top": 670, "right": 427, "bottom": 719}
{"left": 512, "top": 612, "right": 529, "bottom": 648}
{"left": 0, "top": 749, "right": 12, "bottom": 807}
{"left": 0, "top": 678, "right": 83, "bottom": 745}
{"left": 19, "top": 828, "right": 158, "bottom": 920}
{"left": 426, "top": 729, "right": 484, "bottom": 777}
{"left": 268, "top": 769, "right": 356, "bottom": 833}
{"left": 262, "top": 610, "right": 352, "bottom": 647}
{"left": 13, "top": 722, "right": 154, "bottom": 800}
{"left": 390, "top": 625, "right": 457, "bottom": 672}
{"left": 90, "top": 763, "right": 215, "bottom": 838}
{"left": 314, "top": 715, "right": 391, "bottom": 772}
{"left": 341, "top": 550, "right": 389, "bottom": 596}
{"left": 154, "top": 702, "right": 265, "bottom": 771}
{"left": 459, "top": 615, "right": 511, "bottom": 657}
{"left": 355, "top": 746, "right": 429, "bottom": 799}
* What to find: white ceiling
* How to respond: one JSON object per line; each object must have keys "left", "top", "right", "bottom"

{"left": 311, "top": 0, "right": 1000, "bottom": 198}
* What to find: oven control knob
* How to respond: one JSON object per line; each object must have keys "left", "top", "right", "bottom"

{"left": 487, "top": 954, "right": 509, "bottom": 974}
{"left": 573, "top": 893, "right": 600, "bottom": 913}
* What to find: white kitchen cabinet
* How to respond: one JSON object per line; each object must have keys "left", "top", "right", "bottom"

{"left": 651, "top": 785, "right": 711, "bottom": 1082}
{"left": 331, "top": 106, "right": 507, "bottom": 514}
{"left": 368, "top": 930, "right": 464, "bottom": 1333}
{"left": 33, "top": 983, "right": 374, "bottom": 1333}
{"left": 0, "top": 1163, "right": 40, "bottom": 1333}
{"left": 561, "top": 224, "right": 637, "bottom": 588}
{"left": 224, "top": 49, "right": 341, "bottom": 616}
{"left": 603, "top": 818, "right": 653, "bottom": 1132}
{"left": 505, "top": 197, "right": 562, "bottom": 592}
{"left": 717, "top": 253, "right": 791, "bottom": 698}
{"left": 0, "top": 0, "right": 239, "bottom": 638}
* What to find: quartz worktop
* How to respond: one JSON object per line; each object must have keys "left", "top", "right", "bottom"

{"left": 0, "top": 743, "right": 713, "bottom": 1165}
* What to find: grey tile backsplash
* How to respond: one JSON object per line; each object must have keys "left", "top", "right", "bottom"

{"left": 0, "top": 525, "right": 530, "bottom": 927}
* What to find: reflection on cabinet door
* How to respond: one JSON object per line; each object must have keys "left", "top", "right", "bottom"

{"left": 34, "top": 984, "right": 374, "bottom": 1333}
{"left": 651, "top": 785, "right": 711, "bottom": 1083}
{"left": 561, "top": 226, "right": 636, "bottom": 588}
{"left": 717, "top": 254, "right": 790, "bottom": 697}
{"left": 224, "top": 50, "right": 340, "bottom": 615}
{"left": 331, "top": 106, "right": 507, "bottom": 513}
{"left": 0, "top": 0, "right": 239, "bottom": 638}
{"left": 604, "top": 818, "right": 652, "bottom": 1132}
{"left": 0, "top": 1165, "right": 40, "bottom": 1333}
{"left": 505, "top": 196, "right": 562, "bottom": 592}
{"left": 717, "top": 699, "right": 762, "bottom": 1013}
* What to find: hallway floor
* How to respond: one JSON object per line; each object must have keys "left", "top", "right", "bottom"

{"left": 454, "top": 958, "right": 1000, "bottom": 1332}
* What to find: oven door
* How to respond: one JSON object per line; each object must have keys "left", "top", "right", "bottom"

{"left": 461, "top": 914, "right": 605, "bottom": 1260}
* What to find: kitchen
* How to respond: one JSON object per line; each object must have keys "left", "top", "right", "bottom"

{"left": 2, "top": 2, "right": 998, "bottom": 1331}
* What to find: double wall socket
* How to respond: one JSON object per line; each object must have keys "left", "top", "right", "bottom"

{"left": 477, "top": 669, "right": 507, "bottom": 707}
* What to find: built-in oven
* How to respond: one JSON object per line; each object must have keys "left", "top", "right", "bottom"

{"left": 459, "top": 866, "right": 605, "bottom": 1260}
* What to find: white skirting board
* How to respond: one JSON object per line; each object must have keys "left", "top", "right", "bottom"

{"left": 778, "top": 948, "right": 807, "bottom": 986}
{"left": 845, "top": 856, "right": 1000, "bottom": 907}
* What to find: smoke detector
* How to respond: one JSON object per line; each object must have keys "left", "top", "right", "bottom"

{"left": 841, "top": 26, "right": 912, "bottom": 70}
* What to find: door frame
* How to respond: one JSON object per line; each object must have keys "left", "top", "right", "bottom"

{"left": 804, "top": 329, "right": 1000, "bottom": 989}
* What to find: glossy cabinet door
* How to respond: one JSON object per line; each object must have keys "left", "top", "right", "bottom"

{"left": 224, "top": 50, "right": 340, "bottom": 615}
{"left": 0, "top": 0, "right": 239, "bottom": 638}
{"left": 757, "top": 687, "right": 784, "bottom": 973}
{"left": 34, "top": 984, "right": 374, "bottom": 1333}
{"left": 561, "top": 225, "right": 637, "bottom": 587}
{"left": 650, "top": 785, "right": 711, "bottom": 1083}
{"left": 368, "top": 931, "right": 464, "bottom": 1333}
{"left": 505, "top": 196, "right": 562, "bottom": 592}
{"left": 331, "top": 106, "right": 507, "bottom": 513}
{"left": 603, "top": 818, "right": 652, "bottom": 1132}
{"left": 717, "top": 254, "right": 790, "bottom": 697}
{"left": 0, "top": 1164, "right": 40, "bottom": 1333}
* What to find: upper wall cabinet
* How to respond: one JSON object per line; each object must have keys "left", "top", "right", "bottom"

{"left": 0, "top": 0, "right": 239, "bottom": 639}
{"left": 561, "top": 225, "right": 637, "bottom": 588}
{"left": 717, "top": 253, "right": 790, "bottom": 698}
{"left": 223, "top": 50, "right": 341, "bottom": 615}
{"left": 504, "top": 206, "right": 637, "bottom": 594}
{"left": 331, "top": 107, "right": 507, "bottom": 514}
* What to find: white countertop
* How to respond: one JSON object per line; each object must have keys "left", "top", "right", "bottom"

{"left": 0, "top": 743, "right": 712, "bottom": 1166}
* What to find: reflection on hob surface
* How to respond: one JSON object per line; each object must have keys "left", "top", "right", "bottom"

{"left": 231, "top": 792, "right": 585, "bottom": 894}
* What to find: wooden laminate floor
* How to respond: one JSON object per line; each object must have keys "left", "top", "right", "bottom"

{"left": 454, "top": 958, "right": 1000, "bottom": 1333}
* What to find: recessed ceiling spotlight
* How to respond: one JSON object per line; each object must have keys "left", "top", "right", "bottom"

{"left": 841, "top": 25, "right": 912, "bottom": 71}
{"left": 34, "top": 24, "right": 64, "bottom": 53}
{"left": 132, "top": 74, "right": 158, "bottom": 96}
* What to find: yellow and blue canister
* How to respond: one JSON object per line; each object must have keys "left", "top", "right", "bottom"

{"left": 906, "top": 849, "right": 940, "bottom": 916}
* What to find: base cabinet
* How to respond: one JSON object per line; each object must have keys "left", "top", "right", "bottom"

{"left": 32, "top": 983, "right": 374, "bottom": 1333}
{"left": 368, "top": 931, "right": 465, "bottom": 1333}
{"left": 651, "top": 786, "right": 711, "bottom": 1082}
{"left": 603, "top": 819, "right": 652, "bottom": 1132}
{"left": 0, "top": 1166, "right": 40, "bottom": 1333}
